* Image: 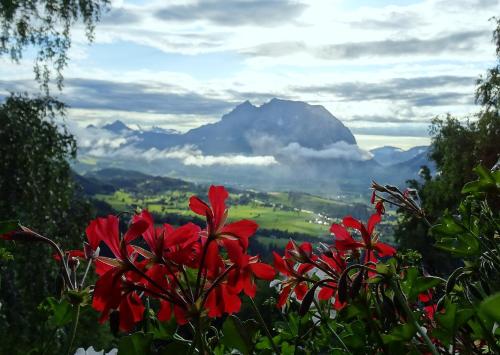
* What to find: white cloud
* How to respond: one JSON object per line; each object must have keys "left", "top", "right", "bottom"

{"left": 277, "top": 141, "right": 373, "bottom": 161}
{"left": 145, "top": 146, "right": 278, "bottom": 166}
{"left": 66, "top": 121, "right": 134, "bottom": 149}
{"left": 83, "top": 142, "right": 278, "bottom": 167}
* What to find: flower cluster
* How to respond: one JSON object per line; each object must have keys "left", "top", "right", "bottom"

{"left": 273, "top": 210, "right": 396, "bottom": 311}
{"left": 68, "top": 186, "right": 274, "bottom": 331}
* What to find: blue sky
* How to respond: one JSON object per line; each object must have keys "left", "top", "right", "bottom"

{"left": 1, "top": 0, "right": 499, "bottom": 149}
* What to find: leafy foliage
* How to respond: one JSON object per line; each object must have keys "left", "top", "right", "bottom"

{"left": 0, "top": 0, "right": 109, "bottom": 90}
{"left": 0, "top": 94, "right": 96, "bottom": 353}
{"left": 394, "top": 19, "right": 500, "bottom": 274}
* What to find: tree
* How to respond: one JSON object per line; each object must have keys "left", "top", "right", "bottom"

{"left": 395, "top": 19, "right": 500, "bottom": 275}
{"left": 0, "top": 94, "right": 94, "bottom": 352}
{"left": 0, "top": 0, "right": 109, "bottom": 90}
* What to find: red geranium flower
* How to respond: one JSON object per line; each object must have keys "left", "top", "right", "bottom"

{"left": 228, "top": 254, "right": 275, "bottom": 298}
{"left": 273, "top": 241, "right": 315, "bottom": 307}
{"left": 330, "top": 213, "right": 396, "bottom": 263}
{"left": 189, "top": 185, "right": 258, "bottom": 274}
{"left": 88, "top": 215, "right": 149, "bottom": 331}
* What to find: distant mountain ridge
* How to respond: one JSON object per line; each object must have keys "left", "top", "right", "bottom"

{"left": 75, "top": 98, "right": 433, "bottom": 194}
{"left": 370, "top": 146, "right": 429, "bottom": 166}
{"left": 104, "top": 98, "right": 357, "bottom": 155}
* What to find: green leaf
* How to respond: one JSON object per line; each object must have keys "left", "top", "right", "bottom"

{"left": 400, "top": 267, "right": 418, "bottom": 296}
{"left": 66, "top": 288, "right": 91, "bottom": 306}
{"left": 462, "top": 165, "right": 499, "bottom": 194}
{"left": 118, "top": 332, "right": 153, "bottom": 355}
{"left": 280, "top": 341, "right": 295, "bottom": 355}
{"left": 410, "top": 276, "right": 443, "bottom": 299}
{"left": 381, "top": 323, "right": 417, "bottom": 344}
{"left": 433, "top": 299, "right": 474, "bottom": 345}
{"left": 445, "top": 267, "right": 465, "bottom": 294}
{"left": 375, "top": 263, "right": 390, "bottom": 275}
{"left": 431, "top": 215, "right": 466, "bottom": 236}
{"left": 0, "top": 220, "right": 18, "bottom": 234}
{"left": 434, "top": 234, "right": 479, "bottom": 257}
{"left": 149, "top": 317, "right": 178, "bottom": 341}
{"left": 221, "top": 315, "right": 258, "bottom": 355}
{"left": 41, "top": 297, "right": 74, "bottom": 327}
{"left": 479, "top": 292, "right": 500, "bottom": 322}
{"left": 435, "top": 301, "right": 457, "bottom": 330}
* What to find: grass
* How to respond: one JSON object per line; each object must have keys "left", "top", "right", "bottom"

{"left": 93, "top": 188, "right": 395, "bottom": 243}
{"left": 95, "top": 190, "right": 332, "bottom": 236}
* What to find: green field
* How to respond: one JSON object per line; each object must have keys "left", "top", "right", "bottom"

{"left": 95, "top": 189, "right": 335, "bottom": 236}
{"left": 93, "top": 187, "right": 395, "bottom": 243}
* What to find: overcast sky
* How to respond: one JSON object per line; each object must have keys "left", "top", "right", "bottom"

{"left": 1, "top": 0, "right": 499, "bottom": 149}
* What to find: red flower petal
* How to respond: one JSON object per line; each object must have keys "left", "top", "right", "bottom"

{"left": 273, "top": 252, "right": 289, "bottom": 275}
{"left": 204, "top": 239, "right": 223, "bottom": 275}
{"left": 174, "top": 305, "right": 189, "bottom": 325}
{"left": 342, "top": 216, "right": 362, "bottom": 231}
{"left": 318, "top": 283, "right": 335, "bottom": 300}
{"left": 119, "top": 292, "right": 145, "bottom": 332}
{"left": 86, "top": 215, "right": 120, "bottom": 257}
{"left": 189, "top": 196, "right": 211, "bottom": 217}
{"left": 221, "top": 219, "right": 258, "bottom": 249}
{"left": 123, "top": 219, "right": 149, "bottom": 244}
{"left": 133, "top": 210, "right": 156, "bottom": 251}
{"left": 92, "top": 268, "right": 121, "bottom": 313}
{"left": 208, "top": 185, "right": 229, "bottom": 229}
{"left": 277, "top": 285, "right": 291, "bottom": 308}
{"left": 330, "top": 223, "right": 352, "bottom": 241}
{"left": 158, "top": 300, "right": 172, "bottom": 322}
{"left": 367, "top": 213, "right": 381, "bottom": 235}
{"left": 249, "top": 262, "right": 275, "bottom": 280}
{"left": 222, "top": 285, "right": 242, "bottom": 314}
{"left": 294, "top": 282, "right": 308, "bottom": 300}
{"left": 222, "top": 239, "right": 244, "bottom": 265}
{"left": 297, "top": 263, "right": 314, "bottom": 275}
{"left": 374, "top": 242, "right": 396, "bottom": 257}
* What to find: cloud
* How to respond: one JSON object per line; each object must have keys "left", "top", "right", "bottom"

{"left": 84, "top": 143, "right": 277, "bottom": 167}
{"left": 242, "top": 31, "right": 488, "bottom": 58}
{"left": 0, "top": 78, "right": 234, "bottom": 116}
{"left": 277, "top": 142, "right": 373, "bottom": 161}
{"left": 349, "top": 126, "right": 430, "bottom": 137}
{"left": 0, "top": 78, "right": 235, "bottom": 116}
{"left": 67, "top": 121, "right": 136, "bottom": 150}
{"left": 145, "top": 146, "right": 278, "bottom": 166}
{"left": 293, "top": 75, "right": 476, "bottom": 106}
{"left": 61, "top": 79, "right": 234, "bottom": 115}
{"left": 100, "top": 8, "right": 141, "bottom": 25}
{"left": 347, "top": 115, "right": 423, "bottom": 123}
{"left": 224, "top": 89, "right": 291, "bottom": 104}
{"left": 349, "top": 11, "right": 424, "bottom": 30}
{"left": 154, "top": 0, "right": 307, "bottom": 27}
{"left": 435, "top": 0, "right": 499, "bottom": 10}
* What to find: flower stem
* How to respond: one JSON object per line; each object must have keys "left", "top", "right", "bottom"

{"left": 195, "top": 237, "right": 213, "bottom": 299}
{"left": 65, "top": 304, "right": 81, "bottom": 355}
{"left": 248, "top": 296, "right": 280, "bottom": 354}
{"left": 389, "top": 278, "right": 439, "bottom": 355}
{"left": 79, "top": 259, "right": 93, "bottom": 289}
{"left": 313, "top": 299, "right": 350, "bottom": 353}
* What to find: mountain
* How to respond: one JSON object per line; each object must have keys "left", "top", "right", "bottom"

{"left": 102, "top": 120, "right": 133, "bottom": 134}
{"left": 74, "top": 98, "right": 427, "bottom": 195}
{"left": 370, "top": 146, "right": 429, "bottom": 166}
{"left": 131, "top": 98, "right": 356, "bottom": 154}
